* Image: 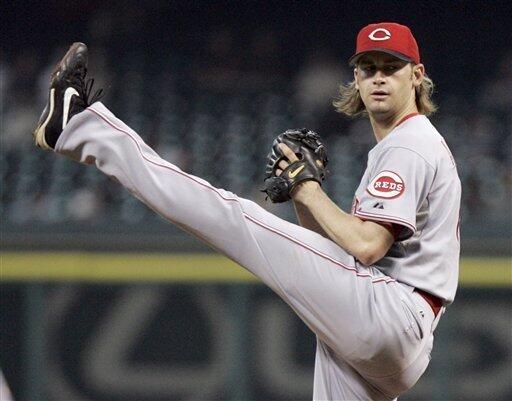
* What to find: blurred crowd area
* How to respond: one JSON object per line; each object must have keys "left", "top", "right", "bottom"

{"left": 1, "top": 3, "right": 511, "bottom": 236}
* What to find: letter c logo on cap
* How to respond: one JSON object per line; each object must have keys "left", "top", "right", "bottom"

{"left": 369, "top": 28, "right": 391, "bottom": 41}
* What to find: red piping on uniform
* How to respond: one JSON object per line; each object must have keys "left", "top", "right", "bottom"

{"left": 354, "top": 210, "right": 416, "bottom": 233}
{"left": 352, "top": 197, "right": 416, "bottom": 233}
{"left": 395, "top": 112, "right": 419, "bottom": 128}
{"left": 244, "top": 213, "right": 395, "bottom": 284}
{"left": 86, "top": 106, "right": 396, "bottom": 285}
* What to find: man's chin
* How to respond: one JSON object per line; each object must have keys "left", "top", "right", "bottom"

{"left": 368, "top": 105, "right": 392, "bottom": 118}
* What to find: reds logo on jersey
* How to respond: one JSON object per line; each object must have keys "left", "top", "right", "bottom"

{"left": 366, "top": 171, "right": 405, "bottom": 199}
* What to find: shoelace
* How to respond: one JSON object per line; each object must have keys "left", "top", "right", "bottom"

{"left": 68, "top": 67, "right": 104, "bottom": 107}
{"left": 82, "top": 78, "right": 104, "bottom": 106}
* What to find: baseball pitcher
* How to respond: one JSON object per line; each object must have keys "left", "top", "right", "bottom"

{"left": 33, "top": 22, "right": 461, "bottom": 400}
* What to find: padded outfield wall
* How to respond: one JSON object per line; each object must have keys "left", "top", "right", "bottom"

{"left": 1, "top": 254, "right": 510, "bottom": 401}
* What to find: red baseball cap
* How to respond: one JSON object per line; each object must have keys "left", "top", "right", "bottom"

{"left": 349, "top": 22, "right": 420, "bottom": 66}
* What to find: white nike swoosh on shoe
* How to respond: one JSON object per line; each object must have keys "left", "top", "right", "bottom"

{"left": 62, "top": 87, "right": 79, "bottom": 129}
{"left": 34, "top": 88, "right": 55, "bottom": 149}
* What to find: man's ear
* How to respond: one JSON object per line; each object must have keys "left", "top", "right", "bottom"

{"left": 354, "top": 67, "right": 359, "bottom": 90}
{"left": 412, "top": 63, "right": 425, "bottom": 88}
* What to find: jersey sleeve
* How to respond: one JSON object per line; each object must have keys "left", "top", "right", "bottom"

{"left": 354, "top": 146, "right": 434, "bottom": 241}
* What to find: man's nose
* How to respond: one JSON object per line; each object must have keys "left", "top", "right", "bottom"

{"left": 372, "top": 70, "right": 386, "bottom": 84}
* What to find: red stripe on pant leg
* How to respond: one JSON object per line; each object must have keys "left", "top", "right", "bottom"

{"left": 86, "top": 106, "right": 396, "bottom": 286}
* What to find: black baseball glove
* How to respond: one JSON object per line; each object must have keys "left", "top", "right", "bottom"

{"left": 262, "top": 128, "right": 328, "bottom": 203}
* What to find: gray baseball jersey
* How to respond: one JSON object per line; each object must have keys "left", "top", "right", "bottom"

{"left": 55, "top": 104, "right": 456, "bottom": 400}
{"left": 352, "top": 115, "right": 461, "bottom": 304}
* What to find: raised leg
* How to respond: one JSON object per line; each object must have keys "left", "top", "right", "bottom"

{"left": 55, "top": 102, "right": 434, "bottom": 398}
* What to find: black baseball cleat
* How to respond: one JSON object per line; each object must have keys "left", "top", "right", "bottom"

{"left": 33, "top": 42, "right": 103, "bottom": 150}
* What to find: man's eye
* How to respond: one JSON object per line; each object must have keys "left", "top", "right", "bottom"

{"left": 386, "top": 65, "right": 398, "bottom": 71}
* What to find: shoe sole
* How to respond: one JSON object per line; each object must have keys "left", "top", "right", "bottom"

{"left": 33, "top": 88, "right": 55, "bottom": 149}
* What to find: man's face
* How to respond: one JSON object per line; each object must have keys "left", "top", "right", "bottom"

{"left": 354, "top": 52, "right": 423, "bottom": 119}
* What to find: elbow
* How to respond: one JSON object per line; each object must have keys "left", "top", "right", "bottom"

{"left": 354, "top": 243, "right": 387, "bottom": 266}
{"left": 356, "top": 253, "right": 379, "bottom": 267}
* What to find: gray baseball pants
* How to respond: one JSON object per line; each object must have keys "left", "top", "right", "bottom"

{"left": 55, "top": 102, "right": 441, "bottom": 400}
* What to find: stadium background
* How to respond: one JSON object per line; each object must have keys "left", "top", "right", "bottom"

{"left": 1, "top": 1, "right": 511, "bottom": 400}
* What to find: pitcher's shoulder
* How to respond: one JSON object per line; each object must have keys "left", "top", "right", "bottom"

{"left": 383, "top": 116, "right": 447, "bottom": 164}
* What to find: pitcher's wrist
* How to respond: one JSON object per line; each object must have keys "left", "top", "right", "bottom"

{"left": 291, "top": 180, "right": 321, "bottom": 205}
